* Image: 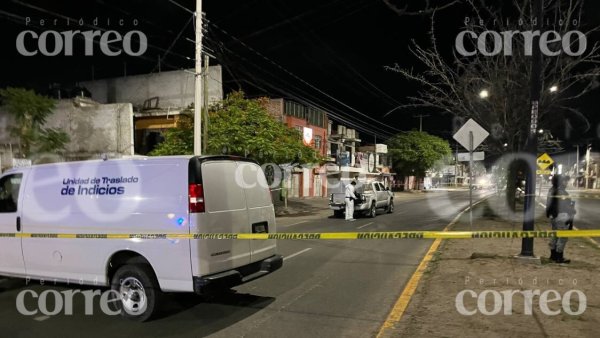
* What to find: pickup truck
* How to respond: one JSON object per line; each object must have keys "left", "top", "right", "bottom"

{"left": 329, "top": 181, "right": 394, "bottom": 218}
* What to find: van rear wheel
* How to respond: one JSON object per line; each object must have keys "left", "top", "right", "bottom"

{"left": 110, "top": 265, "right": 160, "bottom": 322}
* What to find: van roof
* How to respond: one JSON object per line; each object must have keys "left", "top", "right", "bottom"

{"left": 3, "top": 155, "right": 257, "bottom": 172}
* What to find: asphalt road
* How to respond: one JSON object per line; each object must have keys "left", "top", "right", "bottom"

{"left": 559, "top": 190, "right": 600, "bottom": 244}
{"left": 0, "top": 190, "right": 489, "bottom": 338}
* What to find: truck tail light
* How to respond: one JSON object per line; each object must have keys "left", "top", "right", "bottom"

{"left": 189, "top": 184, "right": 205, "bottom": 213}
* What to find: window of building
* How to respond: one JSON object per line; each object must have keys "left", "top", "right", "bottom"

{"left": 314, "top": 135, "right": 322, "bottom": 150}
{"left": 378, "top": 154, "right": 387, "bottom": 166}
{"left": 295, "top": 126, "right": 303, "bottom": 140}
{"left": 306, "top": 107, "right": 325, "bottom": 128}
{"left": 285, "top": 101, "right": 304, "bottom": 118}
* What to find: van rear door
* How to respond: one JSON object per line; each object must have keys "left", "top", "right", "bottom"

{"left": 237, "top": 162, "right": 277, "bottom": 263}
{"left": 0, "top": 172, "right": 26, "bottom": 276}
{"left": 189, "top": 159, "right": 252, "bottom": 276}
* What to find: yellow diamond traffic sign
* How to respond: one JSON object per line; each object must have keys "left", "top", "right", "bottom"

{"left": 537, "top": 153, "right": 554, "bottom": 170}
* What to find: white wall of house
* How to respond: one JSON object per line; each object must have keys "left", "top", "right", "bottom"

{"left": 79, "top": 66, "right": 223, "bottom": 110}
{"left": 0, "top": 98, "right": 134, "bottom": 170}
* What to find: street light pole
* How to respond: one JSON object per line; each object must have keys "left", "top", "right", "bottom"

{"left": 521, "top": 0, "right": 543, "bottom": 257}
{"left": 413, "top": 114, "right": 429, "bottom": 132}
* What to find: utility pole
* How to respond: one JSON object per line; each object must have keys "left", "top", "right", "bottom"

{"left": 413, "top": 114, "right": 430, "bottom": 132}
{"left": 203, "top": 53, "right": 209, "bottom": 154}
{"left": 193, "top": 0, "right": 203, "bottom": 156}
{"left": 521, "top": 0, "right": 543, "bottom": 257}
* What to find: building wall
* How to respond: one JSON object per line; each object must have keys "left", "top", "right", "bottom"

{"left": 265, "top": 98, "right": 284, "bottom": 121}
{"left": 267, "top": 98, "right": 328, "bottom": 157}
{"left": 285, "top": 116, "right": 328, "bottom": 157}
{"left": 0, "top": 99, "right": 134, "bottom": 169}
{"left": 266, "top": 98, "right": 330, "bottom": 198}
{"left": 80, "top": 67, "right": 223, "bottom": 110}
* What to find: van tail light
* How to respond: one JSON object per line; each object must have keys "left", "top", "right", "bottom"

{"left": 189, "top": 184, "right": 205, "bottom": 213}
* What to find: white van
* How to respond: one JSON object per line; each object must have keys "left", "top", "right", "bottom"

{"left": 0, "top": 155, "right": 282, "bottom": 321}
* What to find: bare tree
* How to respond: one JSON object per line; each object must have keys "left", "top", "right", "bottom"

{"left": 382, "top": 0, "right": 460, "bottom": 16}
{"left": 384, "top": 0, "right": 600, "bottom": 155}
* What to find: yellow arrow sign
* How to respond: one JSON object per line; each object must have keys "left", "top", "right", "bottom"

{"left": 537, "top": 153, "right": 554, "bottom": 170}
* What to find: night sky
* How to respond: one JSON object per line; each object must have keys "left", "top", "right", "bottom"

{"left": 1, "top": 0, "right": 599, "bottom": 146}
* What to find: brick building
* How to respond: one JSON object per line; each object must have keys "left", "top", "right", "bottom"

{"left": 267, "top": 99, "right": 328, "bottom": 197}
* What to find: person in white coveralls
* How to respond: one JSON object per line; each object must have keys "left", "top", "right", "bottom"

{"left": 345, "top": 180, "right": 357, "bottom": 221}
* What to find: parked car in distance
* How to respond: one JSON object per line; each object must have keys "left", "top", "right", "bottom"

{"left": 329, "top": 181, "right": 394, "bottom": 218}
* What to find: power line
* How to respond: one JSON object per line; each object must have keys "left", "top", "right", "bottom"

{"left": 267, "top": 0, "right": 402, "bottom": 109}
{"left": 204, "top": 34, "right": 389, "bottom": 134}
{"left": 168, "top": 0, "right": 195, "bottom": 15}
{"left": 206, "top": 20, "right": 403, "bottom": 134}
{"left": 207, "top": 37, "right": 390, "bottom": 137}
{"left": 203, "top": 34, "right": 392, "bottom": 138}
{"left": 205, "top": 36, "right": 393, "bottom": 139}
{"left": 151, "top": 14, "right": 195, "bottom": 73}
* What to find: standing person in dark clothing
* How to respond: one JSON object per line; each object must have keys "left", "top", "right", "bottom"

{"left": 546, "top": 175, "right": 576, "bottom": 263}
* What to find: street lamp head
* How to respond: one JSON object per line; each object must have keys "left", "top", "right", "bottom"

{"left": 479, "top": 89, "right": 489, "bottom": 99}
{"left": 549, "top": 85, "right": 558, "bottom": 93}
{"left": 538, "top": 129, "right": 544, "bottom": 134}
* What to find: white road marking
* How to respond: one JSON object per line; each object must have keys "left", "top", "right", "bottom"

{"left": 357, "top": 222, "right": 373, "bottom": 229}
{"left": 283, "top": 248, "right": 312, "bottom": 261}
{"left": 34, "top": 315, "right": 50, "bottom": 322}
{"left": 281, "top": 220, "right": 308, "bottom": 227}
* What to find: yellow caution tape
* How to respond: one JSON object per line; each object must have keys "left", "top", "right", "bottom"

{"left": 1, "top": 230, "right": 600, "bottom": 240}
{"left": 547, "top": 194, "right": 600, "bottom": 200}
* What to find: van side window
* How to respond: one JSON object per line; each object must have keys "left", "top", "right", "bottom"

{"left": 0, "top": 174, "right": 23, "bottom": 213}
{"left": 374, "top": 183, "right": 381, "bottom": 191}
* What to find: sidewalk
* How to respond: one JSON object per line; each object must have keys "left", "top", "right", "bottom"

{"left": 274, "top": 197, "right": 330, "bottom": 217}
{"left": 390, "top": 195, "right": 600, "bottom": 337}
